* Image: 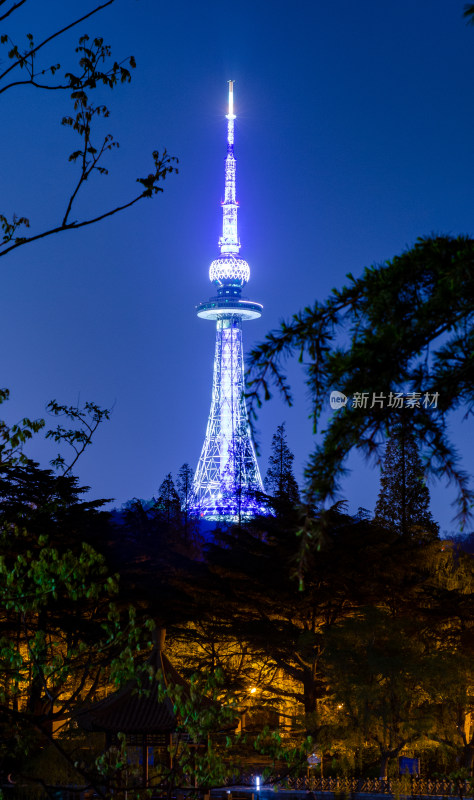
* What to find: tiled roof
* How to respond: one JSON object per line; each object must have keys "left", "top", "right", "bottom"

{"left": 76, "top": 651, "right": 183, "bottom": 734}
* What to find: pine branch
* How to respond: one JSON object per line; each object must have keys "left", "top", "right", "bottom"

{"left": 248, "top": 236, "right": 474, "bottom": 525}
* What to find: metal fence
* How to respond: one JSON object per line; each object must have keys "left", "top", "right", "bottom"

{"left": 232, "top": 776, "right": 474, "bottom": 798}
{"left": 2, "top": 777, "right": 474, "bottom": 800}
{"left": 1, "top": 786, "right": 87, "bottom": 800}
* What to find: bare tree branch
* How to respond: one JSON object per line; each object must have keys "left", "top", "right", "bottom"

{"left": 46, "top": 399, "right": 112, "bottom": 476}
{"left": 0, "top": 0, "right": 27, "bottom": 23}
{"left": 1, "top": 12, "right": 178, "bottom": 260}
{"left": 0, "top": 0, "right": 115, "bottom": 85}
{"left": 0, "top": 149, "right": 177, "bottom": 258}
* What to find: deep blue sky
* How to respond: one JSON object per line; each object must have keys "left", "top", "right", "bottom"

{"left": 2, "top": 0, "right": 473, "bottom": 533}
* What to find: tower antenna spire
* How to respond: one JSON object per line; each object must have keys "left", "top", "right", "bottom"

{"left": 227, "top": 80, "right": 235, "bottom": 118}
{"left": 226, "top": 81, "right": 235, "bottom": 158}
{"left": 188, "top": 83, "right": 268, "bottom": 521}
{"left": 217, "top": 79, "right": 240, "bottom": 259}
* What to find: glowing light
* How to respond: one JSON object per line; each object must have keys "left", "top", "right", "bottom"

{"left": 218, "top": 79, "right": 242, "bottom": 262}
{"left": 189, "top": 83, "right": 269, "bottom": 521}
{"left": 256, "top": 777, "right": 261, "bottom": 792}
{"left": 189, "top": 316, "right": 266, "bottom": 519}
{"left": 209, "top": 255, "right": 250, "bottom": 285}
{"left": 250, "top": 687, "right": 257, "bottom": 694}
{"left": 196, "top": 298, "right": 262, "bottom": 321}
{"left": 227, "top": 80, "right": 235, "bottom": 119}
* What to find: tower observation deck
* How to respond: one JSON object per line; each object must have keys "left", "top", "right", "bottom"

{"left": 189, "top": 82, "right": 267, "bottom": 521}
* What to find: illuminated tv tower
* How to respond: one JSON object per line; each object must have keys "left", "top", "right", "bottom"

{"left": 189, "top": 82, "right": 267, "bottom": 521}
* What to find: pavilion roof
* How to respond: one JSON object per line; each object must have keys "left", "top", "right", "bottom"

{"left": 76, "top": 649, "right": 186, "bottom": 735}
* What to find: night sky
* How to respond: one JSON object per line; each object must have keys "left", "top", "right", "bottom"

{"left": 2, "top": 0, "right": 474, "bottom": 533}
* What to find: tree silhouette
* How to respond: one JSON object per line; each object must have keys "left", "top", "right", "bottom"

{"left": 156, "top": 473, "right": 181, "bottom": 526}
{"left": 176, "top": 463, "right": 194, "bottom": 540}
{"left": 375, "top": 428, "right": 438, "bottom": 538}
{"left": 265, "top": 422, "right": 300, "bottom": 505}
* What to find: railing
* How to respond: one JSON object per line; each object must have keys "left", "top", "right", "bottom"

{"left": 1, "top": 786, "right": 87, "bottom": 800}
{"left": 226, "top": 776, "right": 474, "bottom": 798}
{"left": 3, "top": 777, "right": 474, "bottom": 800}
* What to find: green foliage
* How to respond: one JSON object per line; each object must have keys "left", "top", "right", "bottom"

{"left": 171, "top": 503, "right": 474, "bottom": 776}
{"left": 323, "top": 607, "right": 438, "bottom": 775}
{"left": 0, "top": 390, "right": 111, "bottom": 476}
{"left": 161, "top": 670, "right": 240, "bottom": 791}
{"left": 152, "top": 668, "right": 312, "bottom": 795}
{"left": 247, "top": 235, "right": 474, "bottom": 524}
{"left": 0, "top": 453, "right": 472, "bottom": 787}
{"left": 184, "top": 507, "right": 395, "bottom": 723}
{"left": 0, "top": 461, "right": 150, "bottom": 785}
{"left": 0, "top": 388, "right": 45, "bottom": 467}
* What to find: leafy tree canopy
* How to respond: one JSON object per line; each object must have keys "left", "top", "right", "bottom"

{"left": 0, "top": 461, "right": 150, "bottom": 782}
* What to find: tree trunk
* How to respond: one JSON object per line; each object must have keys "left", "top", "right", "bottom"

{"left": 379, "top": 753, "right": 390, "bottom": 780}
{"left": 303, "top": 667, "right": 318, "bottom": 714}
{"left": 400, "top": 417, "right": 407, "bottom": 536}
{"left": 303, "top": 667, "right": 319, "bottom": 736}
{"left": 462, "top": 744, "right": 474, "bottom": 776}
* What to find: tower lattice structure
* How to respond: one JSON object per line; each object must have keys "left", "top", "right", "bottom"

{"left": 189, "top": 82, "right": 267, "bottom": 521}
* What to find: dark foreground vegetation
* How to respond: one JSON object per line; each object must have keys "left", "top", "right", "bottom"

{"left": 0, "top": 450, "right": 472, "bottom": 799}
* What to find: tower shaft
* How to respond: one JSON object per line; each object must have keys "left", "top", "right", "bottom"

{"left": 191, "top": 316, "right": 265, "bottom": 519}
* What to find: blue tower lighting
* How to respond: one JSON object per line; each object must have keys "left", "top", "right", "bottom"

{"left": 189, "top": 82, "right": 267, "bottom": 521}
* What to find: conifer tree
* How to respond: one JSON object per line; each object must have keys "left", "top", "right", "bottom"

{"left": 247, "top": 235, "right": 474, "bottom": 524}
{"left": 374, "top": 429, "right": 438, "bottom": 537}
{"left": 156, "top": 472, "right": 180, "bottom": 525}
{"left": 265, "top": 423, "right": 300, "bottom": 504}
{"left": 177, "top": 463, "right": 194, "bottom": 539}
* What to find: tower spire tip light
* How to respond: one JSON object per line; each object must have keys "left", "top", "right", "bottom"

{"left": 189, "top": 83, "right": 268, "bottom": 521}
{"left": 227, "top": 79, "right": 235, "bottom": 119}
